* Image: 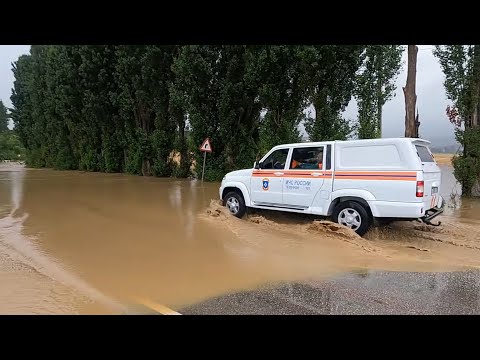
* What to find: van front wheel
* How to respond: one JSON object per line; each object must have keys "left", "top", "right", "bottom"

{"left": 332, "top": 201, "right": 370, "bottom": 236}
{"left": 223, "top": 191, "right": 246, "bottom": 218}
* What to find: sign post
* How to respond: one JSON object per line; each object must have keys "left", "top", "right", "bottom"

{"left": 199, "top": 137, "right": 212, "bottom": 182}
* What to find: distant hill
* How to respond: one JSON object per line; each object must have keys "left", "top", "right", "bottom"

{"left": 423, "top": 134, "right": 461, "bottom": 154}
{"left": 429, "top": 144, "right": 461, "bottom": 154}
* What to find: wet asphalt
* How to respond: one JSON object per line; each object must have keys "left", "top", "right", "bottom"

{"left": 180, "top": 271, "right": 480, "bottom": 315}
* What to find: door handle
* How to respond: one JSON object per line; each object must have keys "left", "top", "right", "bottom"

{"left": 311, "top": 173, "right": 322, "bottom": 177}
{"left": 274, "top": 172, "right": 284, "bottom": 176}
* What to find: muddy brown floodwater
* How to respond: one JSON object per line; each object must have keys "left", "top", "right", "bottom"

{"left": 0, "top": 162, "right": 479, "bottom": 314}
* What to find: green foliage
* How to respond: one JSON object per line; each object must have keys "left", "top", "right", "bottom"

{"left": 259, "top": 110, "right": 302, "bottom": 154}
{"left": 355, "top": 45, "right": 403, "bottom": 139}
{"left": 114, "top": 45, "right": 177, "bottom": 176}
{"left": 10, "top": 54, "right": 33, "bottom": 149}
{"left": 172, "top": 45, "right": 263, "bottom": 180}
{"left": 299, "top": 45, "right": 364, "bottom": 141}
{"left": 451, "top": 128, "right": 480, "bottom": 197}
{"left": 255, "top": 46, "right": 305, "bottom": 154}
{"left": 0, "top": 100, "right": 9, "bottom": 132}
{"left": 434, "top": 46, "right": 480, "bottom": 196}
{"left": 434, "top": 46, "right": 474, "bottom": 119}
{"left": 0, "top": 131, "right": 25, "bottom": 161}
{"left": 168, "top": 48, "right": 191, "bottom": 179}
{"left": 304, "top": 91, "right": 353, "bottom": 141}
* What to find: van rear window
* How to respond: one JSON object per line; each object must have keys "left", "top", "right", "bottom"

{"left": 338, "top": 144, "right": 401, "bottom": 168}
{"left": 415, "top": 145, "right": 434, "bottom": 162}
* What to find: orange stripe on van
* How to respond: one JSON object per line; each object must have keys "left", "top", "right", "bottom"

{"left": 252, "top": 170, "right": 416, "bottom": 181}
{"left": 334, "top": 171, "right": 417, "bottom": 176}
{"left": 252, "top": 172, "right": 333, "bottom": 178}
{"left": 252, "top": 170, "right": 332, "bottom": 173}
{"left": 334, "top": 171, "right": 417, "bottom": 181}
{"left": 335, "top": 176, "right": 417, "bottom": 181}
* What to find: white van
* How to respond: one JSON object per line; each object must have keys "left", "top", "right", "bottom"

{"left": 219, "top": 138, "right": 444, "bottom": 236}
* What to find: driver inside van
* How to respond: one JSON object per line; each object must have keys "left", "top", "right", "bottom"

{"left": 291, "top": 151, "right": 323, "bottom": 170}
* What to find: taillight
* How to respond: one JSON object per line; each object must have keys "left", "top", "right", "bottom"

{"left": 416, "top": 181, "right": 424, "bottom": 197}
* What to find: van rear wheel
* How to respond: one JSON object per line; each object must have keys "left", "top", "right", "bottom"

{"left": 332, "top": 201, "right": 370, "bottom": 236}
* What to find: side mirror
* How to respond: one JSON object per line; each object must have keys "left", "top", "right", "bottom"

{"left": 254, "top": 161, "right": 260, "bottom": 170}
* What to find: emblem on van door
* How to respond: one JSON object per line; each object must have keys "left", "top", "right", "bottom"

{"left": 262, "top": 178, "right": 269, "bottom": 191}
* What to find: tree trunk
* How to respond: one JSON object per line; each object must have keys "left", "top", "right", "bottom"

{"left": 177, "top": 110, "right": 189, "bottom": 177}
{"left": 471, "top": 45, "right": 480, "bottom": 129}
{"left": 377, "top": 92, "right": 383, "bottom": 138}
{"left": 312, "top": 90, "right": 328, "bottom": 141}
{"left": 415, "top": 110, "right": 420, "bottom": 138}
{"left": 142, "top": 159, "right": 151, "bottom": 176}
{"left": 469, "top": 45, "right": 480, "bottom": 196}
{"left": 403, "top": 45, "right": 418, "bottom": 138}
{"left": 376, "top": 50, "right": 383, "bottom": 138}
{"left": 312, "top": 98, "right": 321, "bottom": 142}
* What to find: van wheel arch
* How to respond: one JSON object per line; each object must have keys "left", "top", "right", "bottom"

{"left": 221, "top": 187, "right": 245, "bottom": 202}
{"left": 328, "top": 196, "right": 373, "bottom": 220}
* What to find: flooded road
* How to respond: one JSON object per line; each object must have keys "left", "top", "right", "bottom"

{"left": 1, "top": 161, "right": 480, "bottom": 314}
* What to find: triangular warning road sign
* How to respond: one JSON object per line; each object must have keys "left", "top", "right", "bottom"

{"left": 200, "top": 138, "right": 212, "bottom": 153}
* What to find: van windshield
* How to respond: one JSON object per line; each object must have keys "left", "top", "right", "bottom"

{"left": 415, "top": 145, "right": 434, "bottom": 162}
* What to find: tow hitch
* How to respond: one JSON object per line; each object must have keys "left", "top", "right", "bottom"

{"left": 420, "top": 207, "right": 443, "bottom": 226}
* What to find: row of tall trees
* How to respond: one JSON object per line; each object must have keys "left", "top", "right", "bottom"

{"left": 435, "top": 45, "right": 480, "bottom": 196}
{"left": 355, "top": 46, "right": 403, "bottom": 139}
{"left": 10, "top": 45, "right": 403, "bottom": 181}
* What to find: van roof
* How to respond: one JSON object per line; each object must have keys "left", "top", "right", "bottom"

{"left": 272, "top": 137, "right": 431, "bottom": 148}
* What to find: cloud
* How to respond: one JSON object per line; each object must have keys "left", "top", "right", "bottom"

{"left": 343, "top": 45, "right": 456, "bottom": 144}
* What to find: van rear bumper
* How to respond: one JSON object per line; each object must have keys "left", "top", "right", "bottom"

{"left": 421, "top": 206, "right": 444, "bottom": 225}
{"left": 368, "top": 196, "right": 444, "bottom": 219}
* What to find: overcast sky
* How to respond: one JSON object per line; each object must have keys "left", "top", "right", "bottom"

{"left": 343, "top": 45, "right": 455, "bottom": 144}
{"left": 0, "top": 45, "right": 457, "bottom": 144}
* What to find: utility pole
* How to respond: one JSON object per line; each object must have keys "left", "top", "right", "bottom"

{"left": 403, "top": 45, "right": 419, "bottom": 138}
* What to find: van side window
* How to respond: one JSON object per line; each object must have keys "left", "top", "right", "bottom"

{"left": 326, "top": 145, "right": 331, "bottom": 170}
{"left": 261, "top": 148, "right": 289, "bottom": 169}
{"left": 415, "top": 145, "right": 434, "bottom": 162}
{"left": 290, "top": 147, "right": 324, "bottom": 170}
